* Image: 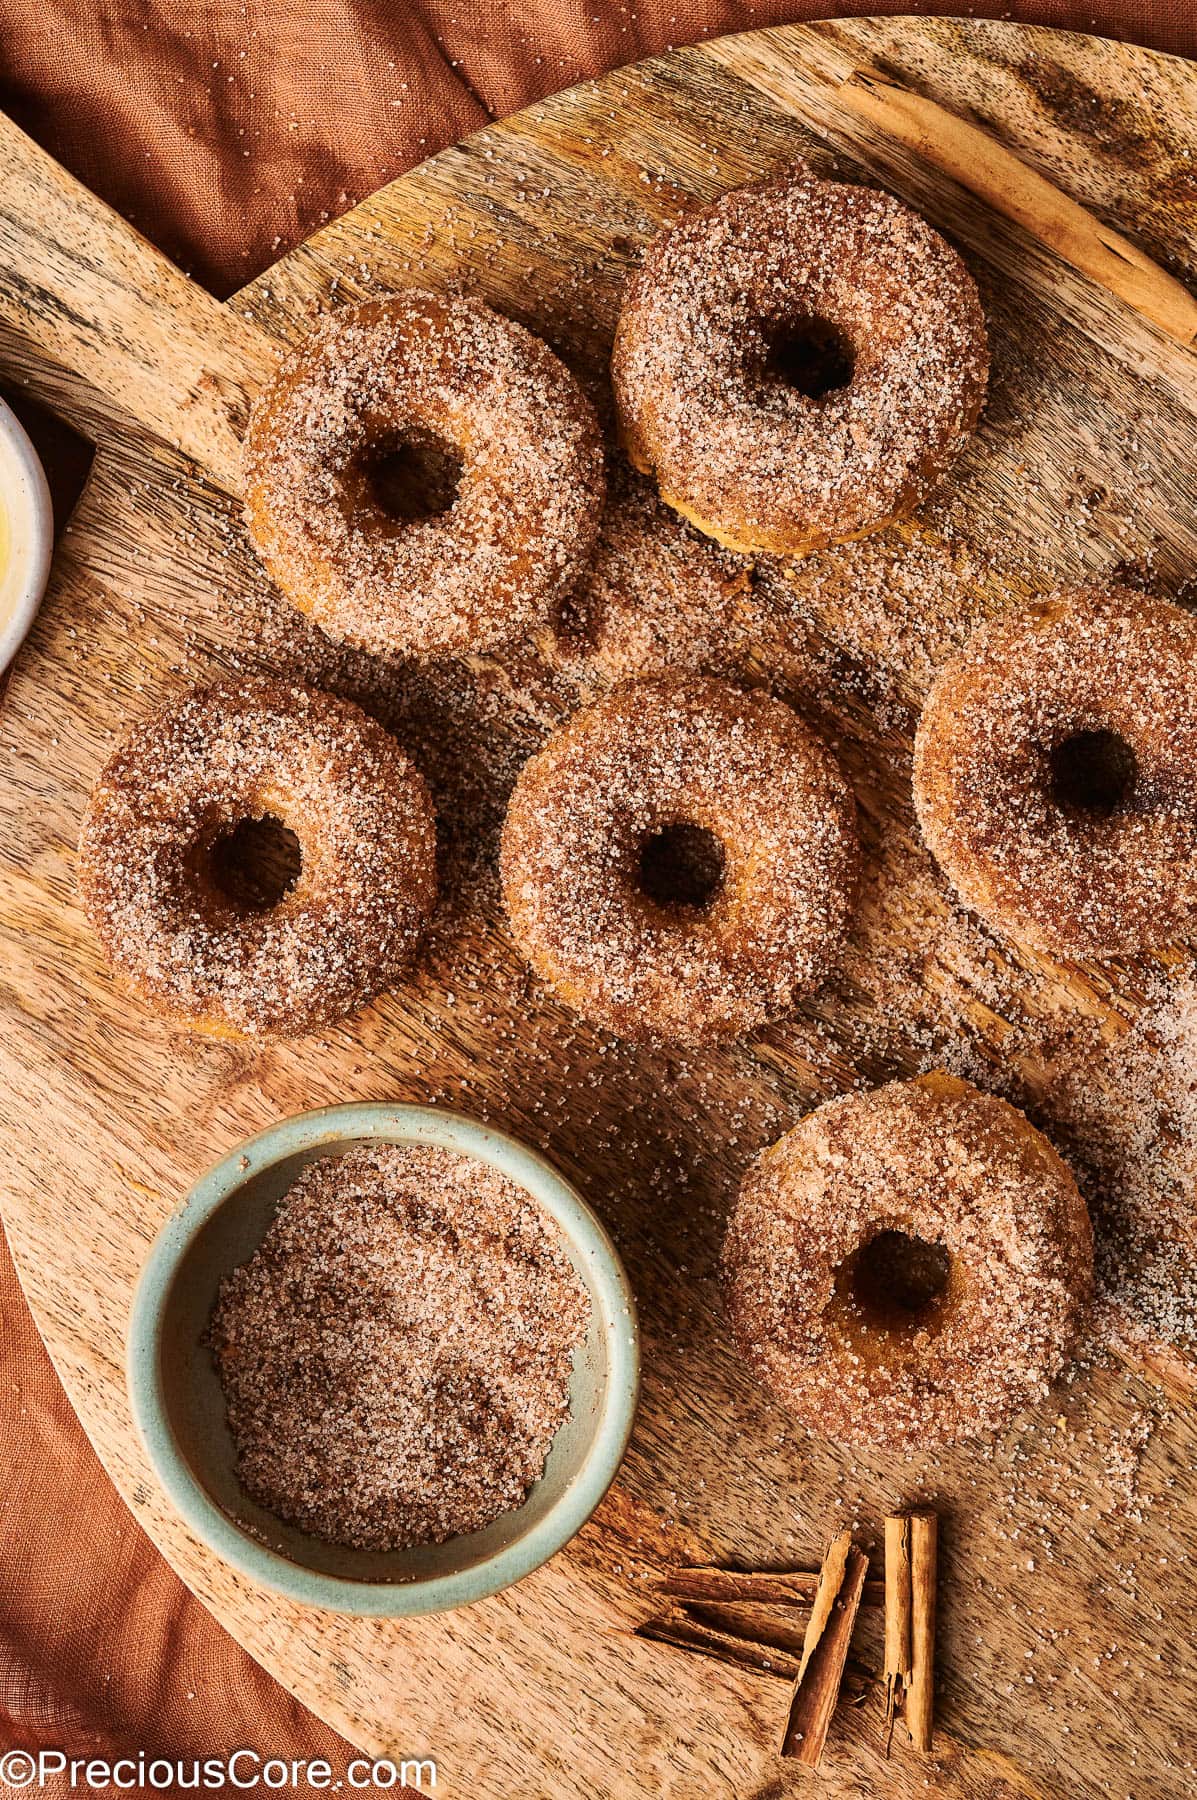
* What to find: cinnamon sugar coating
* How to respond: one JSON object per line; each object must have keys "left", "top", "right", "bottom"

{"left": 499, "top": 674, "right": 859, "bottom": 1043}
{"left": 722, "top": 1073, "right": 1093, "bottom": 1453}
{"left": 244, "top": 290, "right": 605, "bottom": 658}
{"left": 612, "top": 167, "right": 988, "bottom": 555}
{"left": 913, "top": 584, "right": 1197, "bottom": 958}
{"left": 78, "top": 677, "right": 436, "bottom": 1038}
{"left": 208, "top": 1144, "right": 590, "bottom": 1551}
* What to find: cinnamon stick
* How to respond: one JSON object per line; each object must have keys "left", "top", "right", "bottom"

{"left": 780, "top": 1534, "right": 870, "bottom": 1764}
{"left": 658, "top": 1563, "right": 883, "bottom": 1609}
{"left": 797, "top": 1531, "right": 852, "bottom": 1685}
{"left": 882, "top": 1514, "right": 913, "bottom": 1754}
{"left": 906, "top": 1511, "right": 938, "bottom": 1752}
{"left": 635, "top": 1607, "right": 874, "bottom": 1700}
{"left": 835, "top": 67, "right": 1197, "bottom": 350}
{"left": 636, "top": 1609, "right": 803, "bottom": 1682}
{"left": 659, "top": 1565, "right": 820, "bottom": 1607}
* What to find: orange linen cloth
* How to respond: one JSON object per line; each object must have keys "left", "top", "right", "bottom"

{"left": 0, "top": 0, "right": 1194, "bottom": 1785}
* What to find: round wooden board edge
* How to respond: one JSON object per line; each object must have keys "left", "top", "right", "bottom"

{"left": 3, "top": 13, "right": 1195, "bottom": 1783}
{"left": 230, "top": 12, "right": 1197, "bottom": 305}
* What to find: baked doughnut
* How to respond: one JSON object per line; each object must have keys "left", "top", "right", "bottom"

{"left": 244, "top": 290, "right": 605, "bottom": 658}
{"left": 500, "top": 674, "right": 858, "bottom": 1042}
{"left": 913, "top": 584, "right": 1197, "bottom": 958}
{"left": 79, "top": 676, "right": 436, "bottom": 1038}
{"left": 722, "top": 1073, "right": 1093, "bottom": 1451}
{"left": 612, "top": 167, "right": 988, "bottom": 555}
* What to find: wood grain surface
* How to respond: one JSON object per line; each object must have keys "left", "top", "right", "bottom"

{"left": 0, "top": 18, "right": 1195, "bottom": 1799}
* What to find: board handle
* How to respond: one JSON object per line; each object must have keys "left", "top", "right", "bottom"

{"left": 0, "top": 113, "right": 275, "bottom": 492}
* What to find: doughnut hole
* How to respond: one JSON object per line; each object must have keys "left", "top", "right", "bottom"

{"left": 362, "top": 429, "right": 464, "bottom": 523}
{"left": 762, "top": 315, "right": 855, "bottom": 402}
{"left": 637, "top": 821, "right": 725, "bottom": 912}
{"left": 207, "top": 815, "right": 303, "bottom": 912}
{"left": 1049, "top": 728, "right": 1138, "bottom": 816}
{"left": 833, "top": 1229, "right": 953, "bottom": 1340}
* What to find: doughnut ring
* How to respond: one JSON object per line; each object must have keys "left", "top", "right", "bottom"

{"left": 914, "top": 584, "right": 1197, "bottom": 957}
{"left": 500, "top": 673, "right": 859, "bottom": 1043}
{"left": 722, "top": 1072, "right": 1093, "bottom": 1451}
{"left": 79, "top": 676, "right": 437, "bottom": 1038}
{"left": 244, "top": 290, "right": 605, "bottom": 658}
{"left": 612, "top": 167, "right": 988, "bottom": 556}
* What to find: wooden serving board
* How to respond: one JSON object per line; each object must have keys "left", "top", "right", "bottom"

{"left": 1, "top": 18, "right": 1196, "bottom": 1798}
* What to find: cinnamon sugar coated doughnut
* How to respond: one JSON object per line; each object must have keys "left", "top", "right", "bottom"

{"left": 79, "top": 677, "right": 437, "bottom": 1038}
{"left": 243, "top": 290, "right": 605, "bottom": 658}
{"left": 500, "top": 675, "right": 859, "bottom": 1043}
{"left": 612, "top": 167, "right": 988, "bottom": 555}
{"left": 722, "top": 1073, "right": 1093, "bottom": 1452}
{"left": 914, "top": 584, "right": 1197, "bottom": 958}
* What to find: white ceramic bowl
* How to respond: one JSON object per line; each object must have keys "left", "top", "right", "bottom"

{"left": 0, "top": 394, "right": 53, "bottom": 675}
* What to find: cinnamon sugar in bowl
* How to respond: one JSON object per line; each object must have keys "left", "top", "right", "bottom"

{"left": 128, "top": 1104, "right": 638, "bottom": 1616}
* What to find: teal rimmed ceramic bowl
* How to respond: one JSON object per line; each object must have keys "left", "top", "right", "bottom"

{"left": 127, "top": 1103, "right": 639, "bottom": 1616}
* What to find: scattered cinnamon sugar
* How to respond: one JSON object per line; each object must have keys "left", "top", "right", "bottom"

{"left": 548, "top": 464, "right": 763, "bottom": 686}
{"left": 754, "top": 521, "right": 998, "bottom": 718}
{"left": 208, "top": 1143, "right": 590, "bottom": 1550}
{"left": 1032, "top": 974, "right": 1197, "bottom": 1356}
